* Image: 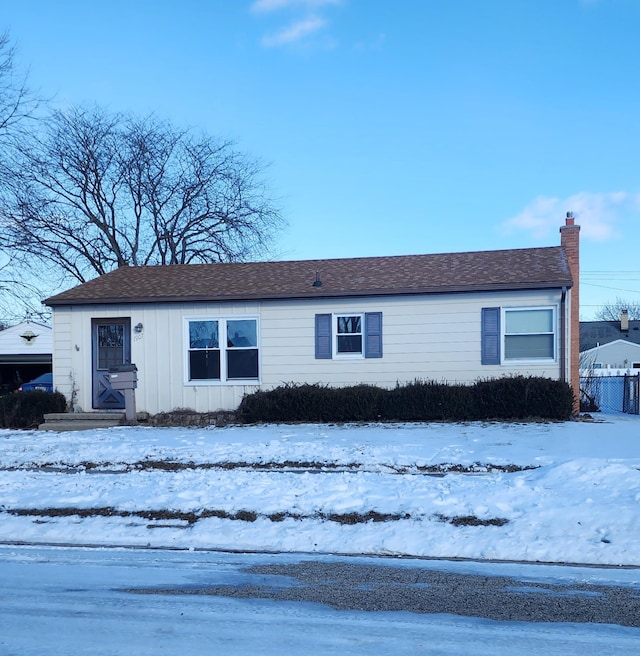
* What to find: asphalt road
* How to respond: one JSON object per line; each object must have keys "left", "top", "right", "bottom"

{"left": 3, "top": 546, "right": 640, "bottom": 655}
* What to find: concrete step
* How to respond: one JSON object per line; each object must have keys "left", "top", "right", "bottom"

{"left": 40, "top": 412, "right": 126, "bottom": 431}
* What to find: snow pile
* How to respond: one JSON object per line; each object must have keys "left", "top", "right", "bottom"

{"left": 1, "top": 415, "right": 639, "bottom": 565}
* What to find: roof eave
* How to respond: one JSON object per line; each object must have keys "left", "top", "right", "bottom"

{"left": 45, "top": 280, "right": 573, "bottom": 307}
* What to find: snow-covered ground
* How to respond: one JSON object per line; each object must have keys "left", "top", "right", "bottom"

{"left": 1, "top": 413, "right": 640, "bottom": 566}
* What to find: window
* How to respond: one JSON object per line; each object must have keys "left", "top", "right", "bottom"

{"left": 315, "top": 312, "right": 382, "bottom": 359}
{"left": 97, "top": 323, "right": 126, "bottom": 370}
{"left": 187, "top": 317, "right": 258, "bottom": 383}
{"left": 226, "top": 319, "right": 259, "bottom": 379}
{"left": 481, "top": 306, "right": 556, "bottom": 364}
{"left": 504, "top": 308, "right": 555, "bottom": 360}
{"left": 336, "top": 315, "right": 363, "bottom": 355}
{"left": 188, "top": 320, "right": 220, "bottom": 380}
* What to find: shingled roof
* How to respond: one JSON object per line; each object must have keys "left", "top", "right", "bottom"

{"left": 580, "top": 320, "right": 640, "bottom": 351}
{"left": 45, "top": 246, "right": 573, "bottom": 306}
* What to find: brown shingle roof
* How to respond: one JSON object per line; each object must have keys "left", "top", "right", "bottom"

{"left": 45, "top": 246, "right": 573, "bottom": 306}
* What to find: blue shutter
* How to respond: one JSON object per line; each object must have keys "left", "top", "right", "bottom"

{"left": 365, "top": 312, "right": 383, "bottom": 358}
{"left": 481, "top": 307, "right": 501, "bottom": 365}
{"left": 315, "top": 314, "right": 332, "bottom": 359}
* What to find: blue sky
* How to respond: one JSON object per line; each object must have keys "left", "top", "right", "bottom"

{"left": 3, "top": 0, "right": 640, "bottom": 319}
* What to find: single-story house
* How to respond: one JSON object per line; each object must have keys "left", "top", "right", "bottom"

{"left": 580, "top": 312, "right": 640, "bottom": 371}
{"left": 44, "top": 216, "right": 581, "bottom": 415}
{"left": 0, "top": 320, "right": 53, "bottom": 394}
{"left": 580, "top": 340, "right": 640, "bottom": 374}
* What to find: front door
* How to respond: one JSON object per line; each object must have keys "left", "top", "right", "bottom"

{"left": 91, "top": 319, "right": 131, "bottom": 409}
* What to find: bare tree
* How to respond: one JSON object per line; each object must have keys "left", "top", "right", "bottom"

{"left": 0, "top": 31, "right": 38, "bottom": 142}
{"left": 594, "top": 298, "right": 640, "bottom": 322}
{"left": 0, "top": 260, "right": 49, "bottom": 323}
{"left": 0, "top": 106, "right": 285, "bottom": 287}
{"left": 0, "top": 32, "right": 43, "bottom": 322}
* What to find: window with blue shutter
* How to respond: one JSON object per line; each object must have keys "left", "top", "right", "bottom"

{"left": 315, "top": 312, "right": 383, "bottom": 359}
{"left": 364, "top": 312, "right": 383, "bottom": 358}
{"left": 481, "top": 307, "right": 501, "bottom": 365}
{"left": 315, "top": 314, "right": 332, "bottom": 359}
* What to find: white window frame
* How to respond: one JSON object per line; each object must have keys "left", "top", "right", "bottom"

{"left": 184, "top": 316, "right": 260, "bottom": 385}
{"left": 502, "top": 306, "right": 557, "bottom": 362}
{"left": 333, "top": 313, "right": 365, "bottom": 359}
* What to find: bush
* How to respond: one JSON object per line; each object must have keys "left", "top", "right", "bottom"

{"left": 237, "top": 376, "right": 575, "bottom": 424}
{"left": 383, "top": 380, "right": 475, "bottom": 422}
{"left": 473, "top": 376, "right": 575, "bottom": 421}
{"left": 0, "top": 391, "right": 67, "bottom": 429}
{"left": 236, "top": 383, "right": 387, "bottom": 423}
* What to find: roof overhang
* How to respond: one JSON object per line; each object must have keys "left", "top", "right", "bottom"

{"left": 46, "top": 281, "right": 573, "bottom": 307}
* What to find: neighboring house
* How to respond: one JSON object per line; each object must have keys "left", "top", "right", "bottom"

{"left": 44, "top": 217, "right": 580, "bottom": 415}
{"left": 580, "top": 340, "right": 640, "bottom": 374}
{"left": 580, "top": 313, "right": 640, "bottom": 372}
{"left": 0, "top": 321, "right": 53, "bottom": 394}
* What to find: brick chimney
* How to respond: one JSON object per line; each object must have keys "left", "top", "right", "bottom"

{"left": 621, "top": 309, "right": 629, "bottom": 332}
{"left": 560, "top": 212, "right": 580, "bottom": 412}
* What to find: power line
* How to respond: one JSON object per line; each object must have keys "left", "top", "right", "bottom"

{"left": 581, "top": 281, "right": 640, "bottom": 295}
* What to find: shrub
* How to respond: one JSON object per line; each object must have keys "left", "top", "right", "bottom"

{"left": 473, "top": 376, "right": 574, "bottom": 421}
{"left": 237, "top": 376, "right": 575, "bottom": 424}
{"left": 0, "top": 391, "right": 67, "bottom": 429}
{"left": 236, "top": 383, "right": 387, "bottom": 423}
{"left": 383, "top": 380, "right": 475, "bottom": 422}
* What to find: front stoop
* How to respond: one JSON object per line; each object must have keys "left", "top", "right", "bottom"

{"left": 39, "top": 412, "right": 126, "bottom": 431}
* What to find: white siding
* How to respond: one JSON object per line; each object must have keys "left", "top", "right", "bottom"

{"left": 581, "top": 340, "right": 640, "bottom": 370}
{"left": 0, "top": 321, "right": 52, "bottom": 357}
{"left": 50, "top": 288, "right": 568, "bottom": 414}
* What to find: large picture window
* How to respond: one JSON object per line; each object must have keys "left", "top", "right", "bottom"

{"left": 187, "top": 317, "right": 259, "bottom": 383}
{"left": 504, "top": 308, "right": 555, "bottom": 360}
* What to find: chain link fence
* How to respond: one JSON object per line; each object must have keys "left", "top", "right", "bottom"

{"left": 580, "top": 373, "right": 640, "bottom": 415}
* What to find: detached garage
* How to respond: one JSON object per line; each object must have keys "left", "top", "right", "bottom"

{"left": 0, "top": 321, "right": 52, "bottom": 394}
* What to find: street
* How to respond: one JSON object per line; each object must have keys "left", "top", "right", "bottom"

{"left": 1, "top": 545, "right": 639, "bottom": 655}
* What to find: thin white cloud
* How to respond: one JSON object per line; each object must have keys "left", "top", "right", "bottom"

{"left": 502, "top": 192, "right": 640, "bottom": 242}
{"left": 251, "top": 0, "right": 342, "bottom": 48}
{"left": 261, "top": 15, "right": 327, "bottom": 47}
{"left": 251, "top": 0, "right": 341, "bottom": 13}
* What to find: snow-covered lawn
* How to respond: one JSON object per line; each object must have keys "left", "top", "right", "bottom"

{"left": 1, "top": 414, "right": 639, "bottom": 566}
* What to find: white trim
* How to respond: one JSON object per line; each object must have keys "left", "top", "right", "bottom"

{"left": 333, "top": 312, "right": 365, "bottom": 359}
{"left": 183, "top": 315, "right": 261, "bottom": 385}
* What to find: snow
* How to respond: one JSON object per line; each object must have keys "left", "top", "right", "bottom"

{"left": 2, "top": 415, "right": 640, "bottom": 654}
{"left": 1, "top": 413, "right": 640, "bottom": 566}
{"left": 3, "top": 546, "right": 639, "bottom": 656}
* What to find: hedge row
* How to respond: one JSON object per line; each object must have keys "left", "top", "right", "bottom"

{"left": 237, "top": 377, "right": 575, "bottom": 424}
{"left": 0, "top": 391, "right": 67, "bottom": 429}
